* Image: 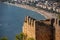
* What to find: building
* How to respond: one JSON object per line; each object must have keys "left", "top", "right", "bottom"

{"left": 23, "top": 16, "right": 60, "bottom": 40}
{"left": 24, "top": 0, "right": 37, "bottom": 3}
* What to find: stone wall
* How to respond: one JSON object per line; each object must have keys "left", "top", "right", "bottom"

{"left": 35, "top": 19, "right": 55, "bottom": 40}
{"left": 23, "top": 16, "right": 36, "bottom": 40}
{"left": 23, "top": 16, "right": 60, "bottom": 40}
{"left": 54, "top": 19, "right": 60, "bottom": 40}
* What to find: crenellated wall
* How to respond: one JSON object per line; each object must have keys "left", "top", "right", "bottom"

{"left": 23, "top": 16, "right": 36, "bottom": 40}
{"left": 23, "top": 16, "right": 60, "bottom": 40}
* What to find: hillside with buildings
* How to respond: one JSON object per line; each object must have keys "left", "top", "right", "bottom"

{"left": 7, "top": 0, "right": 60, "bottom": 15}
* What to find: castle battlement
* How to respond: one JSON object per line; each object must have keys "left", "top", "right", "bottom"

{"left": 24, "top": 16, "right": 52, "bottom": 27}
{"left": 24, "top": 16, "right": 36, "bottom": 27}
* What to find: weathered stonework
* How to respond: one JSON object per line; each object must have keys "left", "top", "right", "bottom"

{"left": 23, "top": 16, "right": 60, "bottom": 40}
{"left": 54, "top": 19, "right": 60, "bottom": 40}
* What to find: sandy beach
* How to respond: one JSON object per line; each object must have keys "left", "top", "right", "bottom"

{"left": 5, "top": 2, "right": 57, "bottom": 19}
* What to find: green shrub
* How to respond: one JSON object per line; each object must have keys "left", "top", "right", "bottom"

{"left": 16, "top": 32, "right": 27, "bottom": 40}
{"left": 0, "top": 37, "right": 8, "bottom": 40}
{"left": 28, "top": 38, "right": 34, "bottom": 40}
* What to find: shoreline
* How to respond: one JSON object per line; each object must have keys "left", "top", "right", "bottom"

{"left": 4, "top": 2, "right": 56, "bottom": 19}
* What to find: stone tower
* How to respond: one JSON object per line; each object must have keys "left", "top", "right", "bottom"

{"left": 23, "top": 16, "right": 36, "bottom": 40}
{"left": 23, "top": 16, "right": 60, "bottom": 40}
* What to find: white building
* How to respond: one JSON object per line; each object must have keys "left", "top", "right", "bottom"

{"left": 24, "top": 0, "right": 37, "bottom": 3}
{"left": 13, "top": 0, "right": 17, "bottom": 1}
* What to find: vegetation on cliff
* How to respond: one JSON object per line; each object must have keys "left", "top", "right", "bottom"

{"left": 0, "top": 37, "right": 8, "bottom": 40}
{"left": 28, "top": 38, "right": 34, "bottom": 40}
{"left": 15, "top": 32, "right": 34, "bottom": 40}
{"left": 16, "top": 32, "right": 26, "bottom": 40}
{"left": 0, "top": 32, "right": 34, "bottom": 40}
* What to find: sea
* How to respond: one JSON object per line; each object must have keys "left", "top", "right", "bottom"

{"left": 0, "top": 2, "right": 45, "bottom": 40}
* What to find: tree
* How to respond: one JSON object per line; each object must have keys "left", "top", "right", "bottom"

{"left": 16, "top": 32, "right": 26, "bottom": 40}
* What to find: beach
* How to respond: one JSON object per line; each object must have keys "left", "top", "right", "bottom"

{"left": 5, "top": 2, "right": 57, "bottom": 19}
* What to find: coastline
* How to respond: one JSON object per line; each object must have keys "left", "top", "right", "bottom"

{"left": 4, "top": 2, "right": 56, "bottom": 19}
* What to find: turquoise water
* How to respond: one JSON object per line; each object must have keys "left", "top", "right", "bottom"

{"left": 0, "top": 3, "right": 45, "bottom": 40}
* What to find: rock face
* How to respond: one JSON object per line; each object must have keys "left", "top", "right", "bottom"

{"left": 23, "top": 16, "right": 60, "bottom": 40}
